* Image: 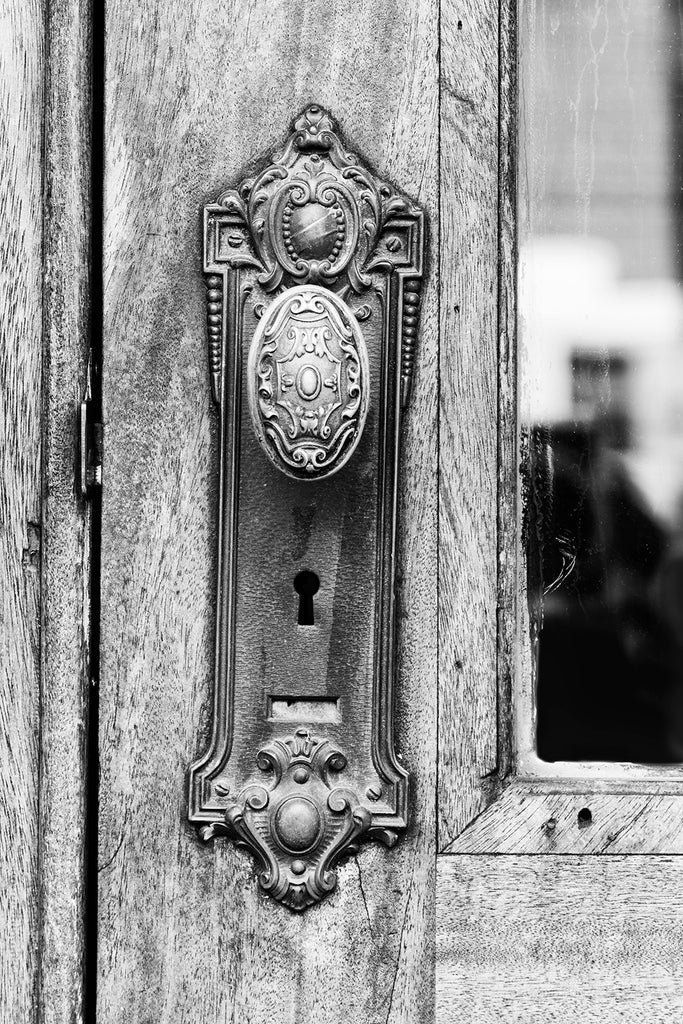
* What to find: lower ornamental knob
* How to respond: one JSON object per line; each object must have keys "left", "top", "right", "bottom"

{"left": 273, "top": 797, "right": 323, "bottom": 853}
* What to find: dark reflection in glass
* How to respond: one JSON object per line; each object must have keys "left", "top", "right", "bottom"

{"left": 522, "top": 0, "right": 683, "bottom": 761}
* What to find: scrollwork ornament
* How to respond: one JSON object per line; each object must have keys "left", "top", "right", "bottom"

{"left": 209, "top": 104, "right": 422, "bottom": 298}
{"left": 200, "top": 729, "right": 384, "bottom": 912}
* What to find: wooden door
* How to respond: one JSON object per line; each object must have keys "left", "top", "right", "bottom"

{"left": 6, "top": 1, "right": 683, "bottom": 1022}
{"left": 437, "top": 3, "right": 683, "bottom": 1022}
{"left": 96, "top": 2, "right": 439, "bottom": 1022}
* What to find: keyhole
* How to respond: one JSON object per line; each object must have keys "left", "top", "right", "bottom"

{"left": 294, "top": 570, "right": 320, "bottom": 626}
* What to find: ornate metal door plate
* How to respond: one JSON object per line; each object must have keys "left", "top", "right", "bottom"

{"left": 190, "top": 105, "right": 424, "bottom": 911}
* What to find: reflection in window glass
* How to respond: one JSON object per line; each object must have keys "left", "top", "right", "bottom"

{"left": 521, "top": 0, "right": 683, "bottom": 762}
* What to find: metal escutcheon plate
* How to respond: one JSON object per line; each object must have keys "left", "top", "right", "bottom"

{"left": 247, "top": 285, "right": 369, "bottom": 480}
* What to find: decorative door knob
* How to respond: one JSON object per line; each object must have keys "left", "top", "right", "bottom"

{"left": 247, "top": 285, "right": 369, "bottom": 479}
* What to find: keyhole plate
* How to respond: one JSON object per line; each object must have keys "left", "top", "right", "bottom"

{"left": 189, "top": 104, "right": 424, "bottom": 911}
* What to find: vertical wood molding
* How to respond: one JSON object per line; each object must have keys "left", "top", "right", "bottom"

{"left": 496, "top": 0, "right": 518, "bottom": 785}
{"left": 438, "top": 1, "right": 500, "bottom": 847}
{"left": 0, "top": 2, "right": 45, "bottom": 1018}
{"left": 97, "top": 2, "right": 437, "bottom": 1020}
{"left": 40, "top": 0, "right": 92, "bottom": 1020}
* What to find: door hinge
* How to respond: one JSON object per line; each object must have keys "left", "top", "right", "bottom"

{"left": 79, "top": 368, "right": 102, "bottom": 499}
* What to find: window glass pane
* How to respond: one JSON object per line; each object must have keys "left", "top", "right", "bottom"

{"left": 520, "top": 0, "right": 683, "bottom": 761}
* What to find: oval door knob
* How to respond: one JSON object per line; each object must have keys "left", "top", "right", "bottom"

{"left": 247, "top": 284, "right": 369, "bottom": 479}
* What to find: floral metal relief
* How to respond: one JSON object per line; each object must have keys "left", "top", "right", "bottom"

{"left": 247, "top": 286, "right": 369, "bottom": 479}
{"left": 201, "top": 729, "right": 378, "bottom": 912}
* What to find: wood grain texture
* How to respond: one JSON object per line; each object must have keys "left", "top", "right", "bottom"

{"left": 0, "top": 1, "right": 44, "bottom": 1018}
{"left": 437, "top": 855, "right": 683, "bottom": 1023}
{"left": 98, "top": 2, "right": 437, "bottom": 1020}
{"left": 446, "top": 778, "right": 683, "bottom": 854}
{"left": 40, "top": 0, "right": 92, "bottom": 1020}
{"left": 438, "top": 0, "right": 500, "bottom": 847}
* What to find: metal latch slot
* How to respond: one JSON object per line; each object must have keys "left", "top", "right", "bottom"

{"left": 269, "top": 698, "right": 340, "bottom": 723}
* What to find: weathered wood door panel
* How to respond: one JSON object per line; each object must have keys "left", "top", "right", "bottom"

{"left": 1, "top": 5, "right": 44, "bottom": 1017}
{"left": 437, "top": 857, "right": 683, "bottom": 1023}
{"left": 5, "top": 1, "right": 683, "bottom": 1021}
{"left": 435, "top": 2, "right": 683, "bottom": 1021}
{"left": 98, "top": 2, "right": 437, "bottom": 1021}
{"left": 1, "top": 2, "right": 90, "bottom": 1022}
